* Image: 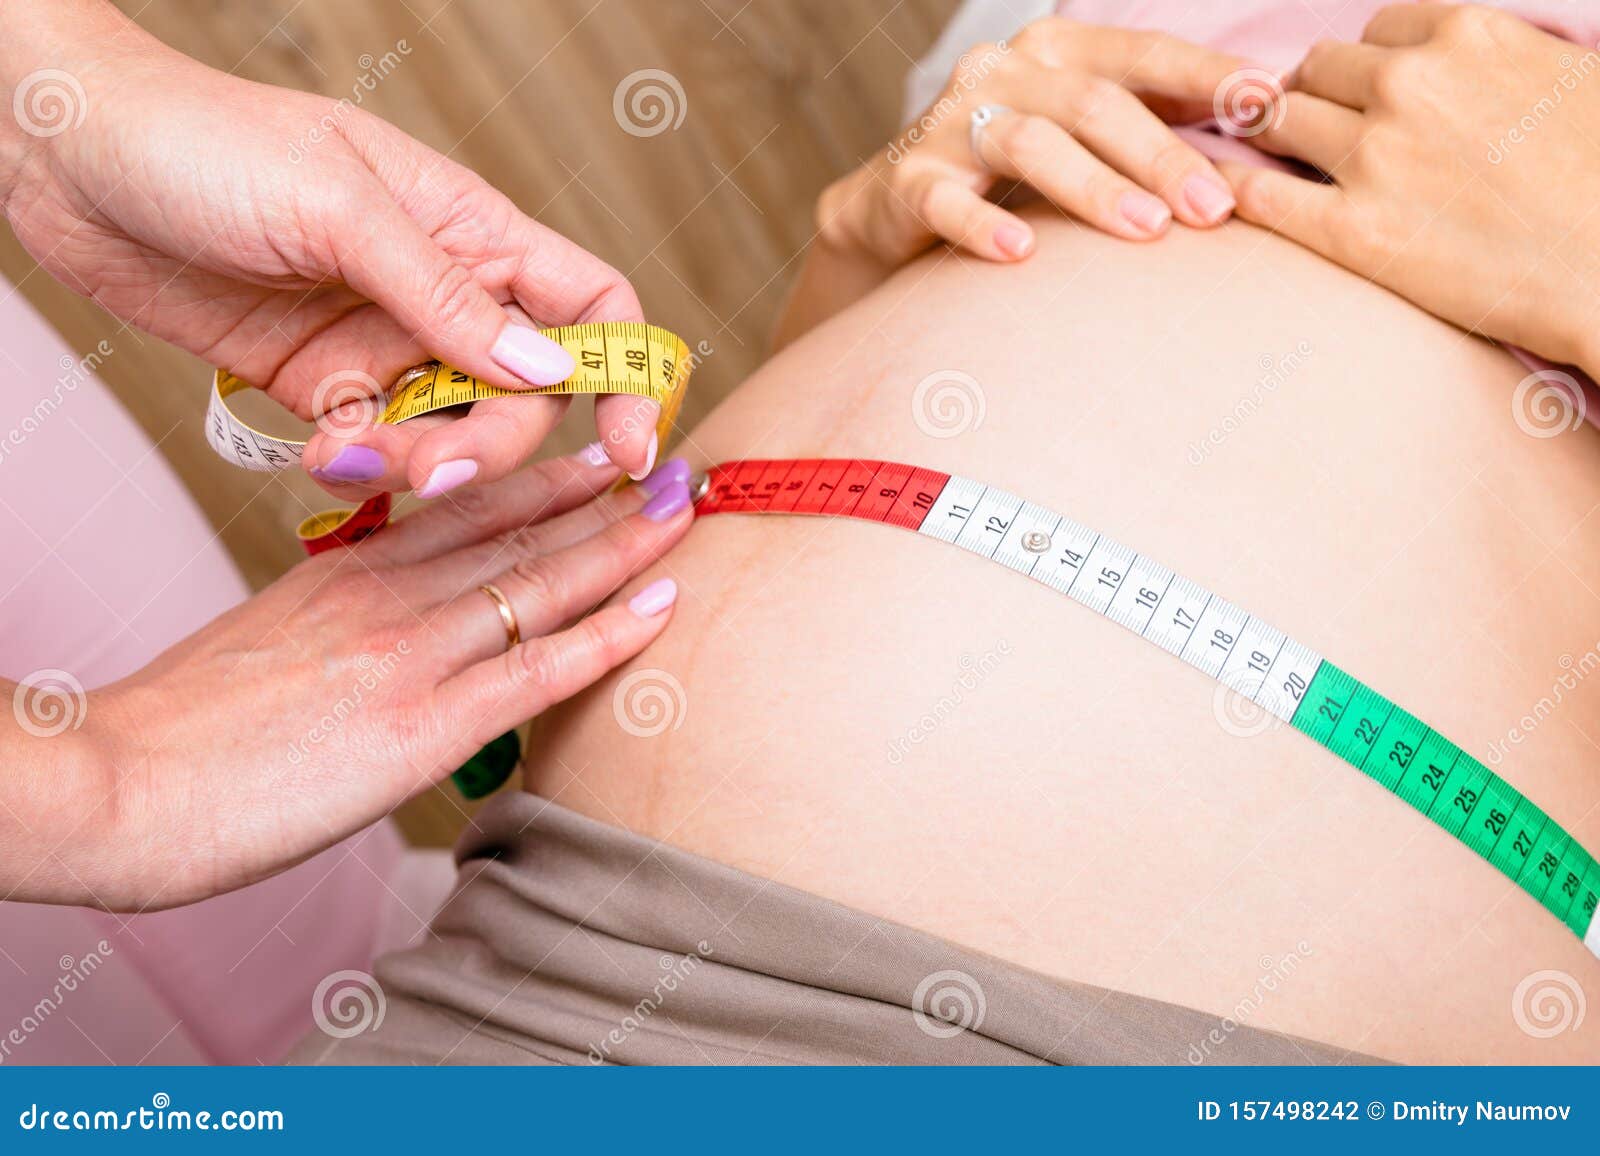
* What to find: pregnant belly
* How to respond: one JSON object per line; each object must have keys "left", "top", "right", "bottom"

{"left": 525, "top": 212, "right": 1600, "bottom": 1063}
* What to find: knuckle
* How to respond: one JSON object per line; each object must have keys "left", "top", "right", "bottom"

{"left": 1087, "top": 173, "right": 1135, "bottom": 216}
{"left": 510, "top": 554, "right": 566, "bottom": 609}
{"left": 1296, "top": 39, "right": 1335, "bottom": 86}
{"left": 1332, "top": 204, "right": 1386, "bottom": 267}
{"left": 1440, "top": 4, "right": 1498, "bottom": 41}
{"left": 1150, "top": 137, "right": 1199, "bottom": 182}
{"left": 578, "top": 613, "right": 629, "bottom": 667}
{"left": 1067, "top": 74, "right": 1119, "bottom": 120}
{"left": 1009, "top": 21, "right": 1059, "bottom": 58}
{"left": 911, "top": 174, "right": 943, "bottom": 221}
{"left": 442, "top": 482, "right": 500, "bottom": 536}
{"left": 1231, "top": 167, "right": 1281, "bottom": 216}
{"left": 953, "top": 40, "right": 1005, "bottom": 85}
{"left": 1370, "top": 53, "right": 1426, "bottom": 104}
{"left": 421, "top": 263, "right": 483, "bottom": 338}
{"left": 1003, "top": 116, "right": 1057, "bottom": 167}
{"left": 512, "top": 638, "right": 562, "bottom": 688}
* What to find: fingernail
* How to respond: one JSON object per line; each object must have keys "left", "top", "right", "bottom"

{"left": 579, "top": 440, "right": 611, "bottom": 467}
{"left": 993, "top": 223, "right": 1033, "bottom": 258}
{"left": 628, "top": 431, "right": 659, "bottom": 483}
{"left": 1118, "top": 191, "right": 1172, "bottom": 235}
{"left": 628, "top": 577, "right": 678, "bottom": 618}
{"left": 1183, "top": 174, "right": 1236, "bottom": 224}
{"left": 314, "top": 444, "right": 385, "bottom": 483}
{"left": 641, "top": 478, "right": 689, "bottom": 522}
{"left": 491, "top": 324, "right": 576, "bottom": 386}
{"left": 636, "top": 456, "right": 690, "bottom": 497}
{"left": 416, "top": 457, "right": 478, "bottom": 499}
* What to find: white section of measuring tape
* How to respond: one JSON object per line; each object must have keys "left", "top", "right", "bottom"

{"left": 1588, "top": 913, "right": 1600, "bottom": 960}
{"left": 205, "top": 376, "right": 303, "bottom": 473}
{"left": 919, "top": 474, "right": 1327, "bottom": 725}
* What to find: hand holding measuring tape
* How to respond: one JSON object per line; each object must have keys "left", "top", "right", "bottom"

{"left": 0, "top": 0, "right": 659, "bottom": 495}
{"left": 32, "top": 448, "right": 692, "bottom": 911}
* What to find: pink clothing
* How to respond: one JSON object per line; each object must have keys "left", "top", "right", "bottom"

{"left": 0, "top": 282, "right": 451, "bottom": 1064}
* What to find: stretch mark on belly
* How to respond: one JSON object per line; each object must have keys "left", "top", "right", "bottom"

{"left": 693, "top": 459, "right": 1600, "bottom": 961}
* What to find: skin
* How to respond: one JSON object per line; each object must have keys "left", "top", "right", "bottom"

{"left": 0, "top": 0, "right": 657, "bottom": 496}
{"left": 1222, "top": 2, "right": 1600, "bottom": 378}
{"left": 790, "top": 18, "right": 1248, "bottom": 344}
{"left": 1, "top": 449, "right": 693, "bottom": 911}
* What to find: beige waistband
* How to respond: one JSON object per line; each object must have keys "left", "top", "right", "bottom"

{"left": 290, "top": 792, "right": 1378, "bottom": 1066}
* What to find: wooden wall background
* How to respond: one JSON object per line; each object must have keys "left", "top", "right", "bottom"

{"left": 0, "top": 0, "right": 956, "bottom": 842}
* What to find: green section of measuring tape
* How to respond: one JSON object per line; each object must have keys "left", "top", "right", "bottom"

{"left": 1293, "top": 663, "right": 1600, "bottom": 937}
{"left": 452, "top": 729, "right": 521, "bottom": 800}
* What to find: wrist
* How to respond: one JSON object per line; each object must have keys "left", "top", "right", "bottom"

{"left": 0, "top": 1, "right": 162, "bottom": 215}
{"left": 0, "top": 680, "right": 136, "bottom": 908}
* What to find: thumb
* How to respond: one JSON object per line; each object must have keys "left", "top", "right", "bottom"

{"left": 339, "top": 201, "right": 575, "bottom": 389}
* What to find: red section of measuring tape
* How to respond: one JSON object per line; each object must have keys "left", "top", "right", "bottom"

{"left": 300, "top": 493, "right": 392, "bottom": 556}
{"left": 695, "top": 459, "right": 951, "bottom": 529}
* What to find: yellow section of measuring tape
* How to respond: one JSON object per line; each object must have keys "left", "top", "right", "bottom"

{"left": 374, "top": 321, "right": 690, "bottom": 436}
{"left": 209, "top": 322, "right": 691, "bottom": 545}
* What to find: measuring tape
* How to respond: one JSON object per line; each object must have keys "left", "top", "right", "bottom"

{"left": 692, "top": 458, "right": 1600, "bottom": 961}
{"left": 204, "top": 321, "right": 692, "bottom": 796}
{"left": 205, "top": 322, "right": 691, "bottom": 553}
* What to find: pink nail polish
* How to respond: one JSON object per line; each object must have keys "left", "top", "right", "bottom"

{"left": 491, "top": 325, "right": 576, "bottom": 386}
{"left": 313, "top": 444, "right": 385, "bottom": 483}
{"left": 1118, "top": 191, "right": 1171, "bottom": 235}
{"left": 993, "top": 223, "right": 1033, "bottom": 258}
{"left": 580, "top": 440, "right": 611, "bottom": 467}
{"left": 417, "top": 457, "right": 478, "bottom": 499}
{"left": 1183, "top": 175, "right": 1236, "bottom": 224}
{"left": 641, "top": 479, "right": 689, "bottom": 522}
{"left": 628, "top": 577, "right": 678, "bottom": 617}
{"left": 628, "top": 431, "right": 659, "bottom": 483}
{"left": 637, "top": 457, "right": 690, "bottom": 497}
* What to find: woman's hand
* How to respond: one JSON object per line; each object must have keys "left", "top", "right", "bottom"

{"left": 0, "top": 1, "right": 658, "bottom": 497}
{"left": 1221, "top": 3, "right": 1600, "bottom": 375}
{"left": 815, "top": 18, "right": 1246, "bottom": 267}
{"left": 2, "top": 450, "right": 695, "bottom": 910}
